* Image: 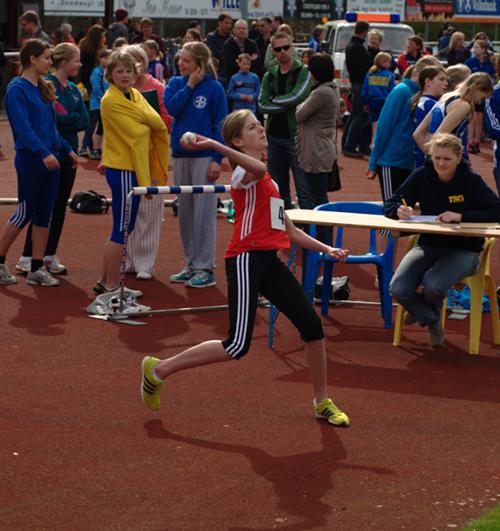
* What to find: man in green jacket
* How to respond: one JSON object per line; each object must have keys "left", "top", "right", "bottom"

{"left": 259, "top": 31, "right": 313, "bottom": 209}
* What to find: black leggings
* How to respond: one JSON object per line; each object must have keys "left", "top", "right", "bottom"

{"left": 23, "top": 158, "right": 77, "bottom": 257}
{"left": 222, "top": 250, "right": 324, "bottom": 359}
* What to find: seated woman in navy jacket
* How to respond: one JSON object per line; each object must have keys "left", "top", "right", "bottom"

{"left": 385, "top": 133, "right": 500, "bottom": 346}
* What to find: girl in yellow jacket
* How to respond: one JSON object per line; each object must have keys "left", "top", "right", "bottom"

{"left": 95, "top": 48, "right": 169, "bottom": 295}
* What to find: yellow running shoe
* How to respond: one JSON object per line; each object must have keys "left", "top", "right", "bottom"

{"left": 141, "top": 356, "right": 163, "bottom": 411}
{"left": 314, "top": 398, "right": 350, "bottom": 426}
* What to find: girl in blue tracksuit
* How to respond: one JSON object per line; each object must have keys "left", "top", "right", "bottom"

{"left": 465, "top": 41, "right": 495, "bottom": 153}
{"left": 414, "top": 73, "right": 493, "bottom": 161}
{"left": 17, "top": 42, "right": 89, "bottom": 277}
{"left": 485, "top": 75, "right": 500, "bottom": 195}
{"left": 164, "top": 41, "right": 228, "bottom": 288}
{"left": 0, "top": 39, "right": 78, "bottom": 287}
{"left": 412, "top": 65, "right": 448, "bottom": 168}
{"left": 226, "top": 53, "right": 260, "bottom": 113}
{"left": 368, "top": 61, "right": 426, "bottom": 204}
{"left": 362, "top": 52, "right": 395, "bottom": 127}
{"left": 82, "top": 48, "right": 110, "bottom": 158}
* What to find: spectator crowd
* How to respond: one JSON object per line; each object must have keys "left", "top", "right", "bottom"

{"left": 1, "top": 8, "right": 500, "bottom": 352}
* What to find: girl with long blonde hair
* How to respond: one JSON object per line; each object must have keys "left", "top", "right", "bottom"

{"left": 164, "top": 41, "right": 227, "bottom": 288}
{"left": 414, "top": 72, "right": 493, "bottom": 157}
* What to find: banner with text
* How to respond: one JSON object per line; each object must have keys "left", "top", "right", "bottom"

{"left": 346, "top": 0, "right": 406, "bottom": 19}
{"left": 45, "top": 0, "right": 284, "bottom": 18}
{"left": 45, "top": 0, "right": 104, "bottom": 16}
{"left": 114, "top": 0, "right": 283, "bottom": 19}
{"left": 285, "top": 0, "right": 343, "bottom": 20}
{"left": 454, "top": 0, "right": 500, "bottom": 21}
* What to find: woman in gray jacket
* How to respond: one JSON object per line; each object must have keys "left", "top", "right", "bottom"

{"left": 296, "top": 53, "right": 340, "bottom": 241}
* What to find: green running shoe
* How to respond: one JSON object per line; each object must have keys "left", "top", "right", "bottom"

{"left": 314, "top": 398, "right": 350, "bottom": 426}
{"left": 141, "top": 356, "right": 163, "bottom": 411}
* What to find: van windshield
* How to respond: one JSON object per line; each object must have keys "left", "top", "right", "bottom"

{"left": 335, "top": 25, "right": 414, "bottom": 54}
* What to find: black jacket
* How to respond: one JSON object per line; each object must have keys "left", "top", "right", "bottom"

{"left": 223, "top": 37, "right": 260, "bottom": 80}
{"left": 384, "top": 160, "right": 500, "bottom": 252}
{"left": 206, "top": 30, "right": 231, "bottom": 80}
{"left": 345, "top": 36, "right": 370, "bottom": 84}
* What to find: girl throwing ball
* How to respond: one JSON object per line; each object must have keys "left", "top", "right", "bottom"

{"left": 141, "top": 109, "right": 350, "bottom": 427}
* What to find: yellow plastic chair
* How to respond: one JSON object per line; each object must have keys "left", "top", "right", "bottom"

{"left": 393, "top": 237, "right": 500, "bottom": 355}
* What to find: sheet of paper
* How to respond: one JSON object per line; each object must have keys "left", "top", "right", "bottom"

{"left": 399, "top": 216, "right": 438, "bottom": 223}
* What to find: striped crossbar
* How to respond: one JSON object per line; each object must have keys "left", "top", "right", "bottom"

{"left": 132, "top": 185, "right": 231, "bottom": 196}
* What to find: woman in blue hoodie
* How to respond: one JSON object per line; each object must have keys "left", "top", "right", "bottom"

{"left": 0, "top": 39, "right": 78, "bottom": 287}
{"left": 16, "top": 42, "right": 88, "bottom": 277}
{"left": 367, "top": 56, "right": 440, "bottom": 204}
{"left": 164, "top": 41, "right": 228, "bottom": 288}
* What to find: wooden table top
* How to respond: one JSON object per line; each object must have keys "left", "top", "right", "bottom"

{"left": 286, "top": 209, "right": 500, "bottom": 239}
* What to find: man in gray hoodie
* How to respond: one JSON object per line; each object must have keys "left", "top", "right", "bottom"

{"left": 107, "top": 9, "right": 129, "bottom": 48}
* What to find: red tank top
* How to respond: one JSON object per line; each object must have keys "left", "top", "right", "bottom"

{"left": 225, "top": 167, "right": 291, "bottom": 258}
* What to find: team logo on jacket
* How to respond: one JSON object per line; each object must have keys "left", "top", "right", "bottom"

{"left": 194, "top": 96, "right": 207, "bottom": 109}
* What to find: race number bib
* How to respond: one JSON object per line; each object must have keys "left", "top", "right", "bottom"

{"left": 270, "top": 197, "right": 285, "bottom": 231}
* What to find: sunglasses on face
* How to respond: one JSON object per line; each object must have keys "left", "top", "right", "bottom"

{"left": 273, "top": 44, "right": 291, "bottom": 53}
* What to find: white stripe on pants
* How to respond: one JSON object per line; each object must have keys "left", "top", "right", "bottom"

{"left": 126, "top": 195, "right": 164, "bottom": 274}
{"left": 173, "top": 156, "right": 216, "bottom": 271}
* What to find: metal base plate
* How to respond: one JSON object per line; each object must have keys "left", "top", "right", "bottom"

{"left": 88, "top": 314, "right": 147, "bottom": 326}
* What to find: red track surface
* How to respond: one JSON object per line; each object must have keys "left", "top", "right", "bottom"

{"left": 1, "top": 118, "right": 499, "bottom": 530}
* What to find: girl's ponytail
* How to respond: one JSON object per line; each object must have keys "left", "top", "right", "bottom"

{"left": 38, "top": 78, "right": 56, "bottom": 103}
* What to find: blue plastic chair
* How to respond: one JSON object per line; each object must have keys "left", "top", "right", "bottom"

{"left": 304, "top": 201, "right": 395, "bottom": 328}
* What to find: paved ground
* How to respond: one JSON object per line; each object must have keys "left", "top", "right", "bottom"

{"left": 1, "top": 119, "right": 499, "bottom": 531}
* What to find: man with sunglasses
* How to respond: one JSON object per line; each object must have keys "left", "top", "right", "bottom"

{"left": 259, "top": 32, "right": 313, "bottom": 210}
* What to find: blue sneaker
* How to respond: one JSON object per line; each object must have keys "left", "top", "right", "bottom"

{"left": 169, "top": 268, "right": 194, "bottom": 283}
{"left": 185, "top": 270, "right": 215, "bottom": 288}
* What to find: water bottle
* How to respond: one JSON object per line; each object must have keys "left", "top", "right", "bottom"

{"left": 227, "top": 199, "right": 235, "bottom": 223}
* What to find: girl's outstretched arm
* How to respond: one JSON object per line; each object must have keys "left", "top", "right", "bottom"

{"left": 284, "top": 214, "right": 348, "bottom": 261}
{"left": 182, "top": 134, "right": 267, "bottom": 179}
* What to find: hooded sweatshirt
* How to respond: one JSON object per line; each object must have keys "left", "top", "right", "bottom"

{"left": 368, "top": 78, "right": 419, "bottom": 172}
{"left": 384, "top": 159, "right": 500, "bottom": 252}
{"left": 163, "top": 73, "right": 227, "bottom": 164}
{"left": 5, "top": 76, "right": 72, "bottom": 159}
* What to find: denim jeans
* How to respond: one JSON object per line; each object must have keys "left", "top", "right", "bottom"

{"left": 267, "top": 135, "right": 313, "bottom": 210}
{"left": 390, "top": 244, "right": 480, "bottom": 326}
{"left": 342, "top": 82, "right": 372, "bottom": 153}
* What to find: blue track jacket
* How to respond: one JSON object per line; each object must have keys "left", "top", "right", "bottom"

{"left": 361, "top": 69, "right": 395, "bottom": 104}
{"left": 5, "top": 77, "right": 72, "bottom": 159}
{"left": 464, "top": 56, "right": 495, "bottom": 78}
{"left": 164, "top": 73, "right": 227, "bottom": 164}
{"left": 227, "top": 71, "right": 260, "bottom": 112}
{"left": 368, "top": 78, "right": 419, "bottom": 172}
{"left": 485, "top": 84, "right": 500, "bottom": 169}
{"left": 89, "top": 65, "right": 109, "bottom": 111}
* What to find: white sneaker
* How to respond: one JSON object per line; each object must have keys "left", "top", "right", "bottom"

{"left": 15, "top": 256, "right": 31, "bottom": 274}
{"left": 0, "top": 264, "right": 18, "bottom": 285}
{"left": 136, "top": 271, "right": 153, "bottom": 280}
{"left": 26, "top": 266, "right": 60, "bottom": 286}
{"left": 44, "top": 255, "right": 67, "bottom": 275}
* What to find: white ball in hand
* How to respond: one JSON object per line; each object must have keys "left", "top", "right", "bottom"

{"left": 181, "top": 132, "right": 197, "bottom": 145}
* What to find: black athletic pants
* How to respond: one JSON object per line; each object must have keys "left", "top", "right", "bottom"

{"left": 23, "top": 158, "right": 77, "bottom": 257}
{"left": 222, "top": 250, "right": 324, "bottom": 359}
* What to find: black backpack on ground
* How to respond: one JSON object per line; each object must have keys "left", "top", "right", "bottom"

{"left": 69, "top": 190, "right": 109, "bottom": 214}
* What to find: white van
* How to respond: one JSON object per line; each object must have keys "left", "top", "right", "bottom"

{"left": 322, "top": 13, "right": 414, "bottom": 87}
